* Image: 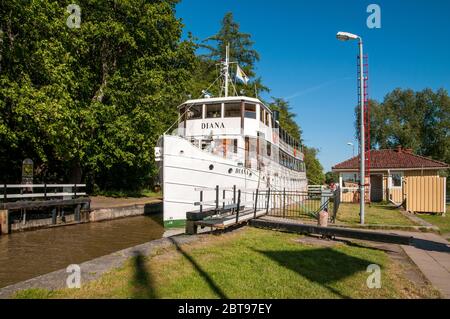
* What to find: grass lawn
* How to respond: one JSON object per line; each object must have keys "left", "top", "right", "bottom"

{"left": 336, "top": 203, "right": 417, "bottom": 226}
{"left": 94, "top": 189, "right": 162, "bottom": 198}
{"left": 418, "top": 205, "right": 450, "bottom": 237}
{"left": 14, "top": 227, "right": 438, "bottom": 299}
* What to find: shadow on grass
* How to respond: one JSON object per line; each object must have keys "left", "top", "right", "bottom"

{"left": 254, "top": 247, "right": 377, "bottom": 298}
{"left": 169, "top": 237, "right": 228, "bottom": 299}
{"left": 131, "top": 252, "right": 157, "bottom": 299}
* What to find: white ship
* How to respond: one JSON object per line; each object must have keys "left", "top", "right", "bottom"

{"left": 155, "top": 47, "right": 307, "bottom": 228}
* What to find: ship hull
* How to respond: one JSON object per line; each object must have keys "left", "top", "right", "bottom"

{"left": 158, "top": 135, "right": 307, "bottom": 228}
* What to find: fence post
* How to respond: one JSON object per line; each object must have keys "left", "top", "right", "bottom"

{"left": 44, "top": 183, "right": 47, "bottom": 200}
{"left": 199, "top": 190, "right": 203, "bottom": 214}
{"left": 223, "top": 189, "right": 226, "bottom": 210}
{"left": 283, "top": 188, "right": 286, "bottom": 218}
{"left": 233, "top": 185, "right": 236, "bottom": 213}
{"left": 266, "top": 189, "right": 271, "bottom": 214}
{"left": 215, "top": 185, "right": 219, "bottom": 211}
{"left": 254, "top": 189, "right": 259, "bottom": 218}
{"left": 75, "top": 204, "right": 81, "bottom": 222}
{"left": 74, "top": 184, "right": 77, "bottom": 197}
{"left": 3, "top": 183, "right": 6, "bottom": 201}
{"left": 51, "top": 208, "right": 57, "bottom": 225}
{"left": 236, "top": 190, "right": 241, "bottom": 223}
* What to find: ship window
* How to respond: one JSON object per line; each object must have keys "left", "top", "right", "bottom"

{"left": 244, "top": 103, "right": 256, "bottom": 119}
{"left": 206, "top": 103, "right": 222, "bottom": 118}
{"left": 224, "top": 103, "right": 241, "bottom": 118}
{"left": 186, "top": 104, "right": 202, "bottom": 120}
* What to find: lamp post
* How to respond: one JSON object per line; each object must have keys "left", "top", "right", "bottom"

{"left": 337, "top": 31, "right": 365, "bottom": 225}
{"left": 347, "top": 142, "right": 355, "bottom": 157}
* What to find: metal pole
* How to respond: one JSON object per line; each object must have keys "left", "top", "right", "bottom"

{"left": 254, "top": 189, "right": 259, "bottom": 218}
{"left": 358, "top": 37, "right": 365, "bottom": 225}
{"left": 215, "top": 185, "right": 219, "bottom": 211}
{"left": 224, "top": 44, "right": 229, "bottom": 97}
{"left": 236, "top": 190, "right": 241, "bottom": 223}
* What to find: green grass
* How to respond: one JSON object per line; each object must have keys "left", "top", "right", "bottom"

{"left": 14, "top": 227, "right": 438, "bottom": 299}
{"left": 418, "top": 205, "right": 450, "bottom": 237}
{"left": 93, "top": 189, "right": 162, "bottom": 198}
{"left": 336, "top": 203, "right": 417, "bottom": 226}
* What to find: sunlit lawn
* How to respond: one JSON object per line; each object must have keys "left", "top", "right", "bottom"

{"left": 14, "top": 227, "right": 438, "bottom": 299}
{"left": 418, "top": 205, "right": 450, "bottom": 239}
{"left": 336, "top": 203, "right": 417, "bottom": 226}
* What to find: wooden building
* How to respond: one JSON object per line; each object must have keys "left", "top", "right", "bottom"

{"left": 332, "top": 147, "right": 448, "bottom": 214}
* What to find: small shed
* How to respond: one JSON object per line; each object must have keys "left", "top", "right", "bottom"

{"left": 332, "top": 147, "right": 448, "bottom": 214}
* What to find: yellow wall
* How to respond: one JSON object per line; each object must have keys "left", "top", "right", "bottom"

{"left": 405, "top": 176, "right": 446, "bottom": 214}
{"left": 339, "top": 169, "right": 443, "bottom": 206}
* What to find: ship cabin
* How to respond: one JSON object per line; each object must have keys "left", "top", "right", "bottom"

{"left": 177, "top": 96, "right": 305, "bottom": 173}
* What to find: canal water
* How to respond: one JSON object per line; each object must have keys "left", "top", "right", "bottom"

{"left": 0, "top": 214, "right": 164, "bottom": 288}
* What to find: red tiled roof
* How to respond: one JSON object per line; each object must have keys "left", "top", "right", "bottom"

{"left": 332, "top": 148, "right": 449, "bottom": 171}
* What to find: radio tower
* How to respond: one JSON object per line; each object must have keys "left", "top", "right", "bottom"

{"left": 357, "top": 54, "right": 370, "bottom": 203}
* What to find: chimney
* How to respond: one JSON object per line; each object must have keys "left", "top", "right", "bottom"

{"left": 404, "top": 148, "right": 413, "bottom": 154}
{"left": 395, "top": 145, "right": 402, "bottom": 152}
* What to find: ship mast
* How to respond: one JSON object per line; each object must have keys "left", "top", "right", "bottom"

{"left": 223, "top": 44, "right": 230, "bottom": 97}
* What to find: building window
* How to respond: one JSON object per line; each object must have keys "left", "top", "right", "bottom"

{"left": 244, "top": 103, "right": 256, "bottom": 119}
{"left": 391, "top": 172, "right": 403, "bottom": 187}
{"left": 224, "top": 102, "right": 241, "bottom": 118}
{"left": 265, "top": 112, "right": 270, "bottom": 126}
{"left": 342, "top": 173, "right": 360, "bottom": 187}
{"left": 186, "top": 104, "right": 203, "bottom": 120}
{"left": 205, "top": 103, "right": 222, "bottom": 118}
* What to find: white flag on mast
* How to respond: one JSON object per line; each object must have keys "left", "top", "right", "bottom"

{"left": 236, "top": 65, "right": 249, "bottom": 85}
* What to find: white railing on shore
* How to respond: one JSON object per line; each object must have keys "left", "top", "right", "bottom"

{"left": 1, "top": 184, "right": 87, "bottom": 201}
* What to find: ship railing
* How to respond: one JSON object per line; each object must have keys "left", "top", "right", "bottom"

{"left": 186, "top": 185, "right": 341, "bottom": 235}
{"left": 254, "top": 188, "right": 341, "bottom": 223}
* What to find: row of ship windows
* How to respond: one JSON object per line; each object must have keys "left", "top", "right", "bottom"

{"left": 195, "top": 138, "right": 305, "bottom": 173}
{"left": 180, "top": 103, "right": 272, "bottom": 126}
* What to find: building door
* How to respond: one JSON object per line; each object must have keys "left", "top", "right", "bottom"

{"left": 370, "top": 175, "right": 383, "bottom": 202}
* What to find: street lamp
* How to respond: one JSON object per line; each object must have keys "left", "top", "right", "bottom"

{"left": 337, "top": 31, "right": 365, "bottom": 225}
{"left": 347, "top": 142, "right": 355, "bottom": 157}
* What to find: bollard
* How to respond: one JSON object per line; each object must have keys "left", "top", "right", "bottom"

{"left": 318, "top": 208, "right": 329, "bottom": 227}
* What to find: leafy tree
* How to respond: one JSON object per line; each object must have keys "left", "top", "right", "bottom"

{"left": 355, "top": 88, "right": 450, "bottom": 165}
{"left": 0, "top": 0, "right": 195, "bottom": 191}
{"left": 304, "top": 147, "right": 325, "bottom": 185}
{"left": 198, "top": 12, "right": 268, "bottom": 97}
{"left": 325, "top": 171, "right": 339, "bottom": 185}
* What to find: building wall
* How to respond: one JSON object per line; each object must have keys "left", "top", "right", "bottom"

{"left": 339, "top": 169, "right": 441, "bottom": 204}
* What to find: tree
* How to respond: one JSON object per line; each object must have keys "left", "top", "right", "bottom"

{"left": 303, "top": 147, "right": 325, "bottom": 185}
{"left": 0, "top": 0, "right": 196, "bottom": 190}
{"left": 325, "top": 171, "right": 339, "bottom": 185}
{"left": 355, "top": 88, "right": 450, "bottom": 165}
{"left": 198, "top": 12, "right": 268, "bottom": 97}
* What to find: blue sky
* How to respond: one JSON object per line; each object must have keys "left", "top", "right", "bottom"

{"left": 176, "top": 0, "right": 450, "bottom": 171}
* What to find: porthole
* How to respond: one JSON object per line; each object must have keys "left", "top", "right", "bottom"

{"left": 228, "top": 168, "right": 233, "bottom": 174}
{"left": 209, "top": 164, "right": 214, "bottom": 170}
